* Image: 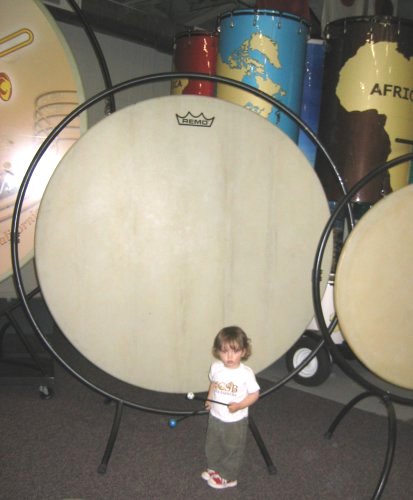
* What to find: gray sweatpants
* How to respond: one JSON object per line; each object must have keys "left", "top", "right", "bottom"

{"left": 205, "top": 414, "right": 248, "bottom": 481}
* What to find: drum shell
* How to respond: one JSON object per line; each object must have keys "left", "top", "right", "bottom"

{"left": 171, "top": 31, "right": 218, "bottom": 96}
{"left": 315, "top": 16, "right": 413, "bottom": 203}
{"left": 216, "top": 9, "right": 309, "bottom": 141}
{"left": 298, "top": 38, "right": 326, "bottom": 165}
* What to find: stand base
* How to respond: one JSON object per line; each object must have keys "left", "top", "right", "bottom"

{"left": 0, "top": 354, "right": 55, "bottom": 398}
{"left": 249, "top": 414, "right": 277, "bottom": 475}
{"left": 325, "top": 391, "right": 396, "bottom": 500}
{"left": 98, "top": 402, "right": 277, "bottom": 476}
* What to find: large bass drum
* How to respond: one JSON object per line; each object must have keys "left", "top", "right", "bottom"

{"left": 335, "top": 185, "right": 413, "bottom": 390}
{"left": 34, "top": 95, "right": 332, "bottom": 394}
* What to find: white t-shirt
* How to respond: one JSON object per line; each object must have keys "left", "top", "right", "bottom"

{"left": 208, "top": 360, "right": 260, "bottom": 423}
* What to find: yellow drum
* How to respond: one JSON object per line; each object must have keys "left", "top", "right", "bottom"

{"left": 316, "top": 16, "right": 413, "bottom": 203}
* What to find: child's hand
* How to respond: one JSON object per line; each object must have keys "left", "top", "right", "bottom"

{"left": 228, "top": 391, "right": 259, "bottom": 413}
{"left": 228, "top": 402, "right": 241, "bottom": 413}
{"left": 205, "top": 401, "right": 211, "bottom": 411}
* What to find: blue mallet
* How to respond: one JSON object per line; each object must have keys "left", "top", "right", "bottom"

{"left": 168, "top": 418, "right": 178, "bottom": 428}
{"left": 168, "top": 392, "right": 228, "bottom": 429}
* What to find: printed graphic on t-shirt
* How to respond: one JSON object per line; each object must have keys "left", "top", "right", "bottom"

{"left": 214, "top": 381, "right": 238, "bottom": 396}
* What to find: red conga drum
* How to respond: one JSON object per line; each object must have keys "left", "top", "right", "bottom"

{"left": 171, "top": 31, "right": 218, "bottom": 96}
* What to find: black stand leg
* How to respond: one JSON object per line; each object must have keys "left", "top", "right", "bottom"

{"left": 325, "top": 392, "right": 397, "bottom": 500}
{"left": 98, "top": 399, "right": 124, "bottom": 474}
{"left": 97, "top": 402, "right": 277, "bottom": 475}
{"left": 0, "top": 300, "right": 54, "bottom": 398}
{"left": 249, "top": 414, "right": 277, "bottom": 475}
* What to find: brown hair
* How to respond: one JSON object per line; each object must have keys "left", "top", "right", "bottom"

{"left": 212, "top": 326, "right": 252, "bottom": 360}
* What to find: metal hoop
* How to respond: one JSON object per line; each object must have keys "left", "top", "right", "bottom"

{"left": 313, "top": 152, "right": 413, "bottom": 406}
{"left": 10, "top": 71, "right": 349, "bottom": 412}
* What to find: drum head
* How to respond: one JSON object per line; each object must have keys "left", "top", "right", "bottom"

{"left": 35, "top": 95, "right": 331, "bottom": 393}
{"left": 335, "top": 185, "right": 413, "bottom": 390}
{"left": 0, "top": 0, "right": 84, "bottom": 283}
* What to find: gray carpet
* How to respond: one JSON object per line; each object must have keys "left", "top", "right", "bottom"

{"left": 1, "top": 356, "right": 413, "bottom": 500}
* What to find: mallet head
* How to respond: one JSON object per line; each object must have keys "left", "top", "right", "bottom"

{"left": 168, "top": 418, "right": 177, "bottom": 428}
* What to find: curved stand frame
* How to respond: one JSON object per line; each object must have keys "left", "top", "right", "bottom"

{"left": 9, "top": 71, "right": 349, "bottom": 475}
{"left": 98, "top": 400, "right": 124, "bottom": 474}
{"left": 97, "top": 399, "right": 277, "bottom": 475}
{"left": 324, "top": 392, "right": 397, "bottom": 500}
{"left": 313, "top": 153, "right": 413, "bottom": 499}
{"left": 11, "top": 71, "right": 349, "bottom": 413}
{"left": 12, "top": 70, "right": 410, "bottom": 490}
{"left": 11, "top": 72, "right": 353, "bottom": 473}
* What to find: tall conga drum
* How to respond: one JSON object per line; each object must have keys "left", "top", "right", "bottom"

{"left": 298, "top": 38, "right": 326, "bottom": 165}
{"left": 171, "top": 30, "right": 218, "bottom": 96}
{"left": 315, "top": 16, "right": 413, "bottom": 203}
{"left": 216, "top": 9, "right": 309, "bottom": 142}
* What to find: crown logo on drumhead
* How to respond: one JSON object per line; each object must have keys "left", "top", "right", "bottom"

{"left": 176, "top": 112, "right": 214, "bottom": 127}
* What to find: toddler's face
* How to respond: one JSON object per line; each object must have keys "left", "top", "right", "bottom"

{"left": 218, "top": 342, "right": 245, "bottom": 369}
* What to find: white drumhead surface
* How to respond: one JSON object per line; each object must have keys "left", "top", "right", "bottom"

{"left": 0, "top": 0, "right": 84, "bottom": 283}
{"left": 335, "top": 185, "right": 413, "bottom": 390}
{"left": 35, "top": 95, "right": 331, "bottom": 393}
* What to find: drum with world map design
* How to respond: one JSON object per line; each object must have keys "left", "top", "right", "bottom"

{"left": 216, "top": 9, "right": 309, "bottom": 142}
{"left": 298, "top": 38, "right": 326, "bottom": 166}
{"left": 315, "top": 16, "right": 413, "bottom": 203}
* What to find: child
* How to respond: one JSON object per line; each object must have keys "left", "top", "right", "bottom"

{"left": 202, "top": 326, "right": 260, "bottom": 489}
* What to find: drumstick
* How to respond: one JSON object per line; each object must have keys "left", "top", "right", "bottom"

{"left": 169, "top": 392, "right": 229, "bottom": 428}
{"left": 169, "top": 391, "right": 226, "bottom": 429}
{"left": 186, "top": 391, "right": 229, "bottom": 406}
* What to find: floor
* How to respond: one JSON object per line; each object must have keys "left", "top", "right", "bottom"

{"left": 259, "top": 356, "right": 413, "bottom": 424}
